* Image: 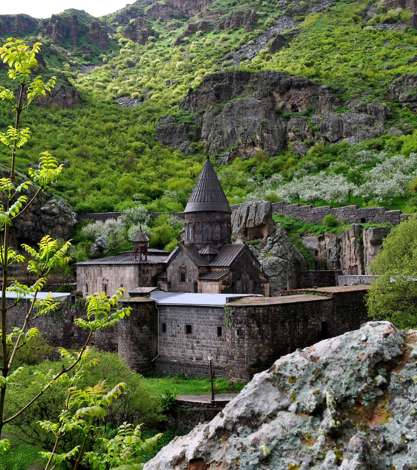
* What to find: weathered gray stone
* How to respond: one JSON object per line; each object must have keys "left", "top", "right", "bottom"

{"left": 145, "top": 322, "right": 417, "bottom": 470}
{"left": 363, "top": 226, "right": 390, "bottom": 274}
{"left": 14, "top": 194, "right": 77, "bottom": 244}
{"left": 253, "top": 226, "right": 306, "bottom": 295}
{"left": 37, "top": 80, "right": 81, "bottom": 108}
{"left": 201, "top": 96, "right": 287, "bottom": 158}
{"left": 231, "top": 200, "right": 274, "bottom": 242}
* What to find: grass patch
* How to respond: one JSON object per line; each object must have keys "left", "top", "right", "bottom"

{"left": 0, "top": 441, "right": 43, "bottom": 470}
{"left": 144, "top": 376, "right": 245, "bottom": 397}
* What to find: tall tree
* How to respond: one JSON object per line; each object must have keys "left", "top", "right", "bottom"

{"left": 368, "top": 215, "right": 417, "bottom": 328}
{"left": 0, "top": 39, "right": 130, "bottom": 451}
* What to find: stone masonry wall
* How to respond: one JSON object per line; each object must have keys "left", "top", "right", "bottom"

{"left": 118, "top": 299, "right": 158, "bottom": 375}
{"left": 272, "top": 202, "right": 405, "bottom": 225}
{"left": 224, "top": 297, "right": 333, "bottom": 379}
{"left": 155, "top": 305, "right": 228, "bottom": 377}
{"left": 80, "top": 202, "right": 406, "bottom": 227}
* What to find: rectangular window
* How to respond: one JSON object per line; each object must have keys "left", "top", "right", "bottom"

{"left": 180, "top": 271, "right": 186, "bottom": 282}
{"left": 185, "top": 324, "right": 192, "bottom": 335}
{"left": 162, "top": 323, "right": 167, "bottom": 334}
{"left": 217, "top": 326, "right": 222, "bottom": 337}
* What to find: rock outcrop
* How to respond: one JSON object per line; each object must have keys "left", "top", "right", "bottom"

{"left": 37, "top": 80, "right": 81, "bottom": 108}
{"left": 123, "top": 17, "right": 156, "bottom": 44}
{"left": 252, "top": 227, "right": 307, "bottom": 295}
{"left": 14, "top": 194, "right": 77, "bottom": 245}
{"left": 0, "top": 14, "right": 39, "bottom": 37}
{"left": 302, "top": 224, "right": 390, "bottom": 275}
{"left": 158, "top": 71, "right": 388, "bottom": 158}
{"left": 156, "top": 116, "right": 200, "bottom": 154}
{"left": 231, "top": 200, "right": 274, "bottom": 242}
{"left": 389, "top": 74, "right": 417, "bottom": 109}
{"left": 146, "top": 321, "right": 417, "bottom": 470}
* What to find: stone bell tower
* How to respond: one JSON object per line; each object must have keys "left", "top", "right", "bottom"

{"left": 183, "top": 159, "right": 231, "bottom": 252}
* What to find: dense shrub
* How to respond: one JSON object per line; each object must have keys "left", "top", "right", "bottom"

{"left": 368, "top": 216, "right": 417, "bottom": 328}
{"left": 5, "top": 349, "right": 163, "bottom": 446}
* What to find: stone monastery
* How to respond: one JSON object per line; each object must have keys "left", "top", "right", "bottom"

{"left": 77, "top": 159, "right": 269, "bottom": 297}
{"left": 71, "top": 160, "right": 369, "bottom": 380}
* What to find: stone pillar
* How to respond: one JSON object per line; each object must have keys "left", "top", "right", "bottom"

{"left": 118, "top": 298, "right": 158, "bottom": 375}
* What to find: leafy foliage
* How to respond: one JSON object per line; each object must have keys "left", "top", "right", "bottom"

{"left": 368, "top": 216, "right": 417, "bottom": 328}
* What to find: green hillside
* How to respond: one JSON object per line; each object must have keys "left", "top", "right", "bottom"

{"left": 2, "top": 0, "right": 417, "bottom": 214}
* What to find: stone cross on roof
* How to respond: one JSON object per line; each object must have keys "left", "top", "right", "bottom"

{"left": 184, "top": 159, "right": 231, "bottom": 213}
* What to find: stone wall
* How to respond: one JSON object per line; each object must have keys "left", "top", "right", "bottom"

{"left": 76, "top": 263, "right": 165, "bottom": 296}
{"left": 224, "top": 286, "right": 368, "bottom": 380}
{"left": 116, "top": 286, "right": 368, "bottom": 380}
{"left": 169, "top": 397, "right": 232, "bottom": 434}
{"left": 118, "top": 298, "right": 158, "bottom": 375}
{"left": 79, "top": 202, "right": 406, "bottom": 227}
{"left": 272, "top": 202, "right": 404, "bottom": 225}
{"left": 5, "top": 296, "right": 87, "bottom": 348}
{"left": 155, "top": 305, "right": 228, "bottom": 377}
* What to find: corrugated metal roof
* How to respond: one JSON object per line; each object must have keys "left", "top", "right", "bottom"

{"left": 5, "top": 291, "right": 70, "bottom": 301}
{"left": 150, "top": 290, "right": 258, "bottom": 307}
{"left": 77, "top": 250, "right": 168, "bottom": 266}
{"left": 184, "top": 160, "right": 231, "bottom": 213}
{"left": 199, "top": 245, "right": 218, "bottom": 256}
{"left": 209, "top": 244, "right": 245, "bottom": 267}
{"left": 129, "top": 286, "right": 159, "bottom": 295}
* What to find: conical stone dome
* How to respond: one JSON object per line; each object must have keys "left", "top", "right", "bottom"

{"left": 184, "top": 160, "right": 231, "bottom": 213}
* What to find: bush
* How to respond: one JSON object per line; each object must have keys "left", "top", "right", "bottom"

{"left": 368, "top": 216, "right": 417, "bottom": 328}
{"left": 322, "top": 214, "right": 339, "bottom": 228}
{"left": 5, "top": 349, "right": 163, "bottom": 446}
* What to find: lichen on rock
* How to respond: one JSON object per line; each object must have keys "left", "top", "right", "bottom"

{"left": 145, "top": 322, "right": 417, "bottom": 469}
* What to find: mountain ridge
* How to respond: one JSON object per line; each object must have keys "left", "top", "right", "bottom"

{"left": 1, "top": 0, "right": 417, "bottom": 217}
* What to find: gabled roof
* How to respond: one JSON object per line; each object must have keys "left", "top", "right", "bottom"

{"left": 184, "top": 159, "right": 231, "bottom": 213}
{"left": 199, "top": 245, "right": 218, "bottom": 256}
{"left": 199, "top": 270, "right": 229, "bottom": 281}
{"left": 76, "top": 250, "right": 168, "bottom": 266}
{"left": 209, "top": 244, "right": 245, "bottom": 267}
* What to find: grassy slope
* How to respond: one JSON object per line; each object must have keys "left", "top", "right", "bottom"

{"left": 1, "top": 0, "right": 417, "bottom": 213}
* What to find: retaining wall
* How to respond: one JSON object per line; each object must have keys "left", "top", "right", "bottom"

{"left": 79, "top": 202, "right": 406, "bottom": 226}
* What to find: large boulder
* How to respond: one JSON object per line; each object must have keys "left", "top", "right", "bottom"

{"left": 389, "top": 74, "right": 417, "bottom": 109}
{"left": 37, "top": 80, "right": 81, "bottom": 108}
{"left": 145, "top": 321, "right": 417, "bottom": 469}
{"left": 123, "top": 17, "right": 157, "bottom": 44}
{"left": 14, "top": 194, "right": 77, "bottom": 245}
{"left": 231, "top": 201, "right": 274, "bottom": 242}
{"left": 253, "top": 226, "right": 307, "bottom": 295}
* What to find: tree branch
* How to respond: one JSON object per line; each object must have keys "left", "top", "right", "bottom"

{"left": 4, "top": 330, "right": 93, "bottom": 425}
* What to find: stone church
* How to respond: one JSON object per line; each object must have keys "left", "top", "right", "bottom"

{"left": 76, "top": 159, "right": 270, "bottom": 296}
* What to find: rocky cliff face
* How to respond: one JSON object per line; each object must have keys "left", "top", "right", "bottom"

{"left": 302, "top": 224, "right": 390, "bottom": 275}
{"left": 0, "top": 14, "right": 38, "bottom": 36}
{"left": 145, "top": 321, "right": 417, "bottom": 470}
{"left": 40, "top": 11, "right": 110, "bottom": 50}
{"left": 158, "top": 71, "right": 388, "bottom": 159}
{"left": 14, "top": 193, "right": 77, "bottom": 245}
